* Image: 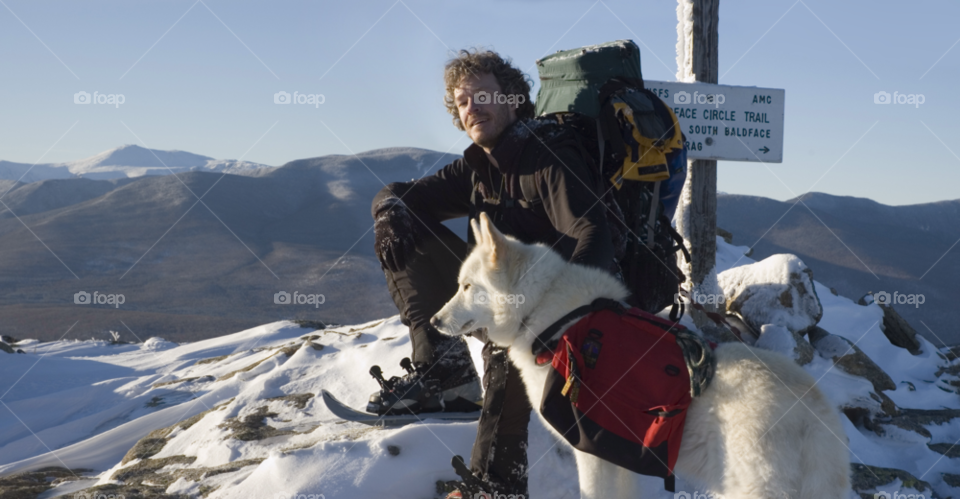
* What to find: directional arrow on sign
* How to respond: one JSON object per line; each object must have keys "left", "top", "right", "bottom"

{"left": 759, "top": 146, "right": 770, "bottom": 154}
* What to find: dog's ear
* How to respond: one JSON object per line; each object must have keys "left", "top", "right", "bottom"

{"left": 478, "top": 212, "right": 506, "bottom": 267}
{"left": 470, "top": 216, "right": 484, "bottom": 247}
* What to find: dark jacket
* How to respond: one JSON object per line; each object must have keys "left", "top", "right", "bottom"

{"left": 371, "top": 118, "right": 614, "bottom": 271}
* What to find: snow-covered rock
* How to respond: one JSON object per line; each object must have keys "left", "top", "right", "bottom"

{"left": 755, "top": 324, "right": 814, "bottom": 365}
{"left": 140, "top": 337, "right": 178, "bottom": 352}
{"left": 718, "top": 253, "right": 823, "bottom": 335}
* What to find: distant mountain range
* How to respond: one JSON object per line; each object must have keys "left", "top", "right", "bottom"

{"left": 0, "top": 145, "right": 272, "bottom": 183}
{"left": 0, "top": 146, "right": 459, "bottom": 343}
{"left": 0, "top": 146, "right": 955, "bottom": 345}
{"left": 718, "top": 193, "right": 960, "bottom": 345}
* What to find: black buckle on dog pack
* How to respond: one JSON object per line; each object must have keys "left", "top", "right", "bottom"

{"left": 530, "top": 298, "right": 624, "bottom": 356}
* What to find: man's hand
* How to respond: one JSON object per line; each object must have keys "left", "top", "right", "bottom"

{"left": 374, "top": 197, "right": 425, "bottom": 273}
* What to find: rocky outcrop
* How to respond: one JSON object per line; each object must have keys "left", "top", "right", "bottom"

{"left": 851, "top": 463, "right": 941, "bottom": 499}
{"left": 120, "top": 400, "right": 228, "bottom": 465}
{"left": 718, "top": 254, "right": 823, "bottom": 335}
{"left": 218, "top": 394, "right": 318, "bottom": 441}
{"left": 808, "top": 327, "right": 895, "bottom": 394}
{"left": 928, "top": 442, "right": 960, "bottom": 459}
{"left": 879, "top": 304, "right": 923, "bottom": 355}
{"left": 0, "top": 467, "right": 92, "bottom": 499}
{"left": 877, "top": 408, "right": 960, "bottom": 441}
{"left": 716, "top": 226, "right": 733, "bottom": 244}
{"left": 808, "top": 326, "right": 898, "bottom": 428}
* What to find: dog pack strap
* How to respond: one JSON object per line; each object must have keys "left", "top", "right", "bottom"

{"left": 530, "top": 304, "right": 592, "bottom": 356}
{"left": 531, "top": 298, "right": 624, "bottom": 356}
{"left": 664, "top": 474, "right": 675, "bottom": 493}
{"left": 669, "top": 300, "right": 684, "bottom": 323}
{"left": 674, "top": 328, "right": 717, "bottom": 398}
{"left": 676, "top": 288, "right": 744, "bottom": 342}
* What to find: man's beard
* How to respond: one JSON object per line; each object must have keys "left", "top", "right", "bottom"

{"left": 470, "top": 110, "right": 512, "bottom": 150}
{"left": 473, "top": 129, "right": 498, "bottom": 150}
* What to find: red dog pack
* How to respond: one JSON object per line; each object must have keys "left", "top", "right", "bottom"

{"left": 534, "top": 298, "right": 712, "bottom": 491}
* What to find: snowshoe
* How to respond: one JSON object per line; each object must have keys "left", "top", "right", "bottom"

{"left": 367, "top": 357, "right": 482, "bottom": 415}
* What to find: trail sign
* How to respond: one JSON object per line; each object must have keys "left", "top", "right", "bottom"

{"left": 645, "top": 80, "right": 785, "bottom": 163}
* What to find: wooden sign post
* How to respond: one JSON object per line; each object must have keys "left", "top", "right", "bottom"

{"left": 676, "top": 0, "right": 722, "bottom": 327}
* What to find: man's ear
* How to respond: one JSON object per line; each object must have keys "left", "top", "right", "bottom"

{"left": 478, "top": 212, "right": 506, "bottom": 268}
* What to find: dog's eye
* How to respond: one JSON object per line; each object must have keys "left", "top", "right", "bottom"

{"left": 462, "top": 283, "right": 471, "bottom": 291}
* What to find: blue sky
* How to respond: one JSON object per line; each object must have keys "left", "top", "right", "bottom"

{"left": 1, "top": 0, "right": 958, "bottom": 206}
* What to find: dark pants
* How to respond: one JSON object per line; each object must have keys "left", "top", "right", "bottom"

{"left": 380, "top": 217, "right": 531, "bottom": 495}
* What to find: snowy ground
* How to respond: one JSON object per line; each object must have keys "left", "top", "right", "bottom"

{"left": 1, "top": 238, "right": 958, "bottom": 498}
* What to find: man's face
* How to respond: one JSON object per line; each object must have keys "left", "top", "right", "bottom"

{"left": 454, "top": 72, "right": 518, "bottom": 152}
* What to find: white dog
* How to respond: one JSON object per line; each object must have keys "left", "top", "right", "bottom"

{"left": 432, "top": 212, "right": 850, "bottom": 499}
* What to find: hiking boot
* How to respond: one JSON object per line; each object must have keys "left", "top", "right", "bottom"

{"left": 367, "top": 357, "right": 482, "bottom": 415}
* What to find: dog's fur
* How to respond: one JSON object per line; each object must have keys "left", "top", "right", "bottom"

{"left": 432, "top": 213, "right": 851, "bottom": 498}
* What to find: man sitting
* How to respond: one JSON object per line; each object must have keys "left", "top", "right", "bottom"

{"left": 369, "top": 48, "right": 615, "bottom": 496}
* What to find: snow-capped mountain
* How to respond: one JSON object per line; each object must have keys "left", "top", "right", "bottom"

{"left": 0, "top": 145, "right": 272, "bottom": 182}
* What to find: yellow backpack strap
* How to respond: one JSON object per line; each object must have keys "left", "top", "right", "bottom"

{"left": 607, "top": 93, "right": 685, "bottom": 188}
{"left": 608, "top": 100, "right": 668, "bottom": 187}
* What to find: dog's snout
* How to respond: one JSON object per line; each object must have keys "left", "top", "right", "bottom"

{"left": 430, "top": 316, "right": 442, "bottom": 329}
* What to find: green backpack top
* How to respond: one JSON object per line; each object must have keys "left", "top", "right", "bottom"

{"left": 535, "top": 40, "right": 643, "bottom": 118}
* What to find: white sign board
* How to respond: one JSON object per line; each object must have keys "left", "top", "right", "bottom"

{"left": 644, "top": 80, "right": 785, "bottom": 163}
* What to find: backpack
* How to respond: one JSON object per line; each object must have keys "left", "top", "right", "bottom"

{"left": 532, "top": 298, "right": 716, "bottom": 492}
{"left": 533, "top": 40, "right": 690, "bottom": 317}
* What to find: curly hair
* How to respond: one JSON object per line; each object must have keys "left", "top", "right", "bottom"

{"left": 443, "top": 48, "right": 536, "bottom": 131}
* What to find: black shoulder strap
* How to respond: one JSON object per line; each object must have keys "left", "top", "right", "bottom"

{"left": 511, "top": 122, "right": 556, "bottom": 210}
{"left": 506, "top": 117, "right": 599, "bottom": 211}
{"left": 530, "top": 298, "right": 624, "bottom": 355}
